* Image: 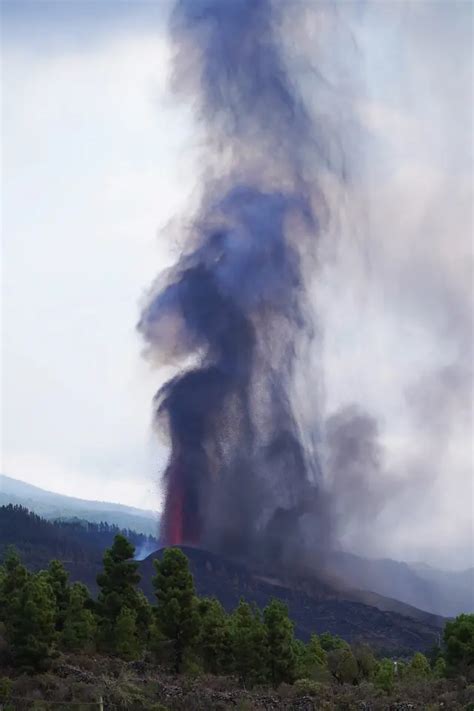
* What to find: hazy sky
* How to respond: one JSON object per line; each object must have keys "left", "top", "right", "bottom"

{"left": 1, "top": 0, "right": 472, "bottom": 568}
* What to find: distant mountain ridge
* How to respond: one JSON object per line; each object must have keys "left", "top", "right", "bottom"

{"left": 323, "top": 551, "right": 474, "bottom": 619}
{"left": 0, "top": 474, "right": 159, "bottom": 536}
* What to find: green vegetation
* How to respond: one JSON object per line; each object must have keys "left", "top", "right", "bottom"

{"left": 0, "top": 537, "right": 473, "bottom": 709}
{"left": 264, "top": 598, "right": 297, "bottom": 686}
{"left": 444, "top": 612, "right": 474, "bottom": 675}
{"left": 0, "top": 474, "right": 158, "bottom": 535}
{"left": 374, "top": 658, "right": 395, "bottom": 693}
{"left": 96, "top": 534, "right": 151, "bottom": 657}
{"left": 60, "top": 582, "right": 96, "bottom": 651}
{"left": 0, "top": 503, "right": 158, "bottom": 570}
{"left": 230, "top": 599, "right": 268, "bottom": 686}
{"left": 197, "top": 596, "right": 232, "bottom": 675}
{"left": 153, "top": 547, "right": 199, "bottom": 672}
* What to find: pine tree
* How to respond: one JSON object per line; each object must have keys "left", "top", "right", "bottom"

{"left": 295, "top": 634, "right": 328, "bottom": 680}
{"left": 0, "top": 548, "right": 30, "bottom": 621}
{"left": 9, "top": 573, "right": 57, "bottom": 671}
{"left": 153, "top": 548, "right": 199, "bottom": 673}
{"left": 319, "top": 632, "right": 349, "bottom": 652}
{"left": 352, "top": 643, "right": 377, "bottom": 681}
{"left": 433, "top": 656, "right": 447, "bottom": 679}
{"left": 327, "top": 647, "right": 359, "bottom": 685}
{"left": 135, "top": 588, "right": 153, "bottom": 645}
{"left": 375, "top": 658, "right": 395, "bottom": 694}
{"left": 307, "top": 634, "right": 327, "bottom": 666}
{"left": 198, "top": 597, "right": 232, "bottom": 675}
{"left": 96, "top": 534, "right": 150, "bottom": 655}
{"left": 115, "top": 607, "right": 141, "bottom": 661}
{"left": 443, "top": 613, "right": 474, "bottom": 676}
{"left": 263, "top": 598, "right": 296, "bottom": 686}
{"left": 230, "top": 600, "right": 268, "bottom": 687}
{"left": 43, "top": 560, "right": 70, "bottom": 632}
{"left": 61, "top": 582, "right": 97, "bottom": 652}
{"left": 408, "top": 651, "right": 431, "bottom": 680}
{"left": 0, "top": 549, "right": 31, "bottom": 667}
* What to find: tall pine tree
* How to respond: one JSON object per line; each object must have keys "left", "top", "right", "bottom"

{"left": 0, "top": 548, "right": 29, "bottom": 621}
{"left": 230, "top": 600, "right": 268, "bottom": 687}
{"left": 9, "top": 574, "right": 57, "bottom": 671}
{"left": 114, "top": 607, "right": 141, "bottom": 661}
{"left": 61, "top": 582, "right": 97, "bottom": 652}
{"left": 96, "top": 534, "right": 150, "bottom": 657}
{"left": 42, "top": 560, "right": 70, "bottom": 632}
{"left": 263, "top": 599, "right": 296, "bottom": 686}
{"left": 153, "top": 548, "right": 199, "bottom": 672}
{"left": 197, "top": 597, "right": 232, "bottom": 675}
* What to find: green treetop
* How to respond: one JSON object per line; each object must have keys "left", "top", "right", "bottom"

{"left": 319, "top": 632, "right": 349, "bottom": 652}
{"left": 42, "top": 560, "right": 70, "bottom": 632}
{"left": 197, "top": 597, "right": 232, "bottom": 675}
{"left": 295, "top": 634, "right": 328, "bottom": 680}
{"left": 8, "top": 573, "right": 57, "bottom": 671}
{"left": 0, "top": 548, "right": 30, "bottom": 617}
{"left": 230, "top": 600, "right": 268, "bottom": 687}
{"left": 443, "top": 613, "right": 474, "bottom": 677}
{"left": 375, "top": 658, "right": 395, "bottom": 694}
{"left": 408, "top": 651, "right": 431, "bottom": 680}
{"left": 153, "top": 547, "right": 199, "bottom": 673}
{"left": 61, "top": 582, "right": 97, "bottom": 653}
{"left": 263, "top": 598, "right": 297, "bottom": 686}
{"left": 96, "top": 534, "right": 150, "bottom": 656}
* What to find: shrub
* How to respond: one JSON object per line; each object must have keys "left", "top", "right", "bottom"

{"left": 374, "top": 658, "right": 394, "bottom": 694}
{"left": 407, "top": 651, "right": 431, "bottom": 680}
{"left": 433, "top": 656, "right": 447, "bottom": 679}
{"left": 327, "top": 648, "right": 359, "bottom": 685}
{"left": 293, "top": 678, "right": 324, "bottom": 697}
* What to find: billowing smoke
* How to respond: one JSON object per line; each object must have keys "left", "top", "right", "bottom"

{"left": 138, "top": 0, "right": 472, "bottom": 571}
{"left": 138, "top": 0, "right": 337, "bottom": 562}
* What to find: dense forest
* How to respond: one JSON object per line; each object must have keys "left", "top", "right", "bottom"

{"left": 0, "top": 534, "right": 473, "bottom": 710}
{"left": 0, "top": 504, "right": 157, "bottom": 567}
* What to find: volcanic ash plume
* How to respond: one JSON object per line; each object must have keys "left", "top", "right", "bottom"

{"left": 139, "top": 0, "right": 336, "bottom": 561}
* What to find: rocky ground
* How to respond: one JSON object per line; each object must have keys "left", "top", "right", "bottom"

{"left": 1, "top": 656, "right": 473, "bottom": 710}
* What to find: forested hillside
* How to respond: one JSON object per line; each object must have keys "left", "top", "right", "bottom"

{"left": 0, "top": 504, "right": 158, "bottom": 568}
{"left": 0, "top": 537, "right": 472, "bottom": 710}
{"left": 3, "top": 476, "right": 471, "bottom": 618}
{"left": 0, "top": 474, "right": 159, "bottom": 535}
{"left": 0, "top": 505, "right": 444, "bottom": 654}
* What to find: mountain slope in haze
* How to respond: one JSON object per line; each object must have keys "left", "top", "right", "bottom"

{"left": 0, "top": 474, "right": 159, "bottom": 536}
{"left": 323, "top": 551, "right": 474, "bottom": 618}
{"left": 411, "top": 561, "right": 474, "bottom": 611}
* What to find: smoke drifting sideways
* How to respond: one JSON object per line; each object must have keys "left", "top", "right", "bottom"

{"left": 138, "top": 0, "right": 345, "bottom": 567}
